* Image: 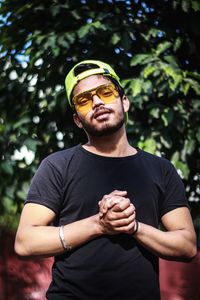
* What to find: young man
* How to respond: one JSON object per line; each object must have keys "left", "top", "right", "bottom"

{"left": 15, "top": 60, "right": 197, "bottom": 300}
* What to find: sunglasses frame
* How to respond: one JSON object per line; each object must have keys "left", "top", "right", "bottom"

{"left": 72, "top": 83, "right": 119, "bottom": 109}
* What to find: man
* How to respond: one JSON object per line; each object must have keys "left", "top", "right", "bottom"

{"left": 15, "top": 60, "right": 197, "bottom": 300}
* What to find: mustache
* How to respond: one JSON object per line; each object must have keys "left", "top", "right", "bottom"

{"left": 92, "top": 106, "right": 113, "bottom": 119}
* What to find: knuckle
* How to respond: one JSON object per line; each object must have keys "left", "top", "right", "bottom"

{"left": 123, "top": 210, "right": 129, "bottom": 218}
{"left": 108, "top": 214, "right": 115, "bottom": 221}
{"left": 123, "top": 218, "right": 130, "bottom": 226}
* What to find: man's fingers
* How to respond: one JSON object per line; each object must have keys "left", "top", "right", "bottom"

{"left": 99, "top": 195, "right": 122, "bottom": 211}
{"left": 112, "top": 203, "right": 136, "bottom": 218}
{"left": 112, "top": 198, "right": 133, "bottom": 212}
{"left": 110, "top": 190, "right": 127, "bottom": 197}
{"left": 98, "top": 190, "right": 129, "bottom": 219}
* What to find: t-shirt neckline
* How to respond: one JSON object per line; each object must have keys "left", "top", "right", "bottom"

{"left": 78, "top": 144, "right": 141, "bottom": 161}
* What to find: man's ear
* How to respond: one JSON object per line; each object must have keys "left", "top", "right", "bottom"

{"left": 73, "top": 113, "right": 83, "bottom": 129}
{"left": 122, "top": 95, "right": 130, "bottom": 113}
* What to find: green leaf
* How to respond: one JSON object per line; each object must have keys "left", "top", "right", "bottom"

{"left": 187, "top": 71, "right": 200, "bottom": 80}
{"left": 184, "top": 138, "right": 196, "bottom": 155}
{"left": 182, "top": 0, "right": 190, "bottom": 12}
{"left": 6, "top": 186, "right": 15, "bottom": 198}
{"left": 24, "top": 138, "right": 38, "bottom": 152}
{"left": 17, "top": 190, "right": 27, "bottom": 200}
{"left": 169, "top": 74, "right": 182, "bottom": 91}
{"left": 173, "top": 38, "right": 182, "bottom": 52}
{"left": 1, "top": 161, "right": 14, "bottom": 175}
{"left": 163, "top": 55, "right": 179, "bottom": 67}
{"left": 77, "top": 21, "right": 104, "bottom": 39}
{"left": 138, "top": 138, "right": 157, "bottom": 154}
{"left": 2, "top": 196, "right": 14, "bottom": 213}
{"left": 111, "top": 33, "right": 121, "bottom": 45}
{"left": 161, "top": 64, "right": 177, "bottom": 78}
{"left": 52, "top": 47, "right": 60, "bottom": 57}
{"left": 156, "top": 41, "right": 172, "bottom": 56}
{"left": 57, "top": 36, "right": 69, "bottom": 48}
{"left": 150, "top": 108, "right": 160, "bottom": 119}
{"left": 182, "top": 82, "right": 190, "bottom": 95}
{"left": 71, "top": 10, "right": 81, "bottom": 20}
{"left": 13, "top": 117, "right": 31, "bottom": 129}
{"left": 160, "top": 136, "right": 172, "bottom": 148}
{"left": 130, "top": 79, "right": 143, "bottom": 97}
{"left": 130, "top": 54, "right": 153, "bottom": 66}
{"left": 177, "top": 161, "right": 190, "bottom": 179}
{"left": 192, "top": 1, "right": 200, "bottom": 11}
{"left": 143, "top": 65, "right": 155, "bottom": 78}
{"left": 78, "top": 24, "right": 90, "bottom": 38}
{"left": 15, "top": 3, "right": 33, "bottom": 15}
{"left": 190, "top": 82, "right": 200, "bottom": 95}
{"left": 160, "top": 63, "right": 182, "bottom": 90}
{"left": 142, "top": 80, "right": 152, "bottom": 94}
{"left": 161, "top": 114, "right": 168, "bottom": 126}
{"left": 66, "top": 33, "right": 76, "bottom": 44}
{"left": 183, "top": 78, "right": 200, "bottom": 95}
{"left": 171, "top": 151, "right": 180, "bottom": 165}
{"left": 196, "top": 128, "right": 200, "bottom": 143}
{"left": 93, "top": 21, "right": 103, "bottom": 29}
{"left": 161, "top": 108, "right": 174, "bottom": 126}
{"left": 171, "top": 151, "right": 189, "bottom": 179}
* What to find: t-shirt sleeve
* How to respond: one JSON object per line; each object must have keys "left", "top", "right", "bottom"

{"left": 25, "top": 157, "right": 63, "bottom": 214}
{"left": 160, "top": 160, "right": 189, "bottom": 217}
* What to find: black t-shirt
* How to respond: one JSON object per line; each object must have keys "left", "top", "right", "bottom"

{"left": 26, "top": 145, "right": 188, "bottom": 300}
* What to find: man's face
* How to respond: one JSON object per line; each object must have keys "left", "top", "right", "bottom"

{"left": 72, "top": 75, "right": 129, "bottom": 137}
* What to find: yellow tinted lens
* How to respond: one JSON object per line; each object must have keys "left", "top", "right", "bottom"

{"left": 73, "top": 93, "right": 92, "bottom": 113}
{"left": 97, "top": 84, "right": 119, "bottom": 103}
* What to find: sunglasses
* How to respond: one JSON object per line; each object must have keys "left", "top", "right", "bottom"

{"left": 72, "top": 83, "right": 119, "bottom": 114}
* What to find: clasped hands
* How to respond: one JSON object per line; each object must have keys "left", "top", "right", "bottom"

{"left": 98, "top": 190, "right": 138, "bottom": 236}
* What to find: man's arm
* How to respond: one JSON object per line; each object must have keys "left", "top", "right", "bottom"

{"left": 14, "top": 203, "right": 103, "bottom": 257}
{"left": 99, "top": 197, "right": 197, "bottom": 260}
{"left": 133, "top": 207, "right": 197, "bottom": 260}
{"left": 14, "top": 191, "right": 135, "bottom": 257}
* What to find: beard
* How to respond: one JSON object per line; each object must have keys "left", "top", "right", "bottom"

{"left": 78, "top": 106, "right": 125, "bottom": 137}
{"left": 82, "top": 117, "right": 124, "bottom": 137}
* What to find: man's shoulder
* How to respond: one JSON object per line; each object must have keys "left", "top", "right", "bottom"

{"left": 42, "top": 145, "right": 80, "bottom": 168}
{"left": 139, "top": 148, "right": 165, "bottom": 161}
{"left": 139, "top": 149, "right": 173, "bottom": 170}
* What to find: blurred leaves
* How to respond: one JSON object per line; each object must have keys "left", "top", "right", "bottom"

{"left": 0, "top": 0, "right": 200, "bottom": 230}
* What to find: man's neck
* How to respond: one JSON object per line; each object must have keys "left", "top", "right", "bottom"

{"left": 83, "top": 127, "right": 137, "bottom": 157}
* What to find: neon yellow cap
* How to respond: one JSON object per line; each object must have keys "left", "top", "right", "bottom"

{"left": 65, "top": 60, "right": 121, "bottom": 106}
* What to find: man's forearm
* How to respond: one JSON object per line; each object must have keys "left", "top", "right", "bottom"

{"left": 15, "top": 214, "right": 103, "bottom": 257}
{"left": 133, "top": 222, "right": 197, "bottom": 259}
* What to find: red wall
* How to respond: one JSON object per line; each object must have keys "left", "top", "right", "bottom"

{"left": 1, "top": 230, "right": 199, "bottom": 300}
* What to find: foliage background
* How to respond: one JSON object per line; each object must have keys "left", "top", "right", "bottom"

{"left": 0, "top": 0, "right": 199, "bottom": 235}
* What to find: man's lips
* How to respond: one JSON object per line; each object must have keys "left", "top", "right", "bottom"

{"left": 93, "top": 107, "right": 113, "bottom": 119}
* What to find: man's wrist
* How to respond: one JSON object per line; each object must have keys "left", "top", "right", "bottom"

{"left": 93, "top": 214, "right": 106, "bottom": 236}
{"left": 59, "top": 225, "right": 72, "bottom": 251}
{"left": 132, "top": 220, "right": 139, "bottom": 235}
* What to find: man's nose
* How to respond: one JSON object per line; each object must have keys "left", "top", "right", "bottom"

{"left": 92, "top": 94, "right": 105, "bottom": 108}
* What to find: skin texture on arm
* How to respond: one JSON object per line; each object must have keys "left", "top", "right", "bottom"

{"left": 14, "top": 191, "right": 135, "bottom": 257}
{"left": 134, "top": 207, "right": 197, "bottom": 260}
{"left": 15, "top": 203, "right": 102, "bottom": 257}
{"left": 99, "top": 195, "right": 197, "bottom": 260}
